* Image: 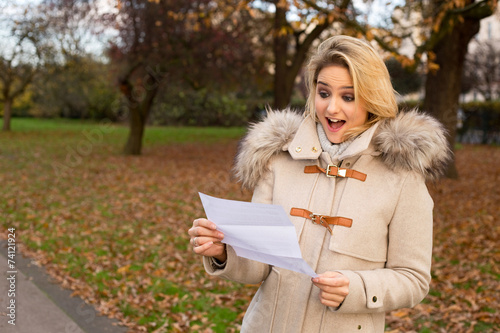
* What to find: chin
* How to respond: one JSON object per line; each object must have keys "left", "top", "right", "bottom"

{"left": 327, "top": 134, "right": 343, "bottom": 144}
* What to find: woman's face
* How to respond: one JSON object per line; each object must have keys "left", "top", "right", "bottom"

{"left": 315, "top": 65, "right": 368, "bottom": 143}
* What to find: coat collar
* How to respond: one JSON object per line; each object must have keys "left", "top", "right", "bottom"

{"left": 287, "top": 115, "right": 380, "bottom": 161}
{"left": 287, "top": 116, "right": 321, "bottom": 160}
{"left": 234, "top": 109, "right": 451, "bottom": 190}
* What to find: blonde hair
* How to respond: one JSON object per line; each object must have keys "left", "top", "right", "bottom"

{"left": 305, "top": 35, "right": 398, "bottom": 140}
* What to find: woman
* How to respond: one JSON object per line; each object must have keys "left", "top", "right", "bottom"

{"left": 188, "top": 35, "right": 451, "bottom": 332}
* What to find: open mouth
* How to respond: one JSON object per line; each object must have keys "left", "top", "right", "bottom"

{"left": 327, "top": 118, "right": 346, "bottom": 131}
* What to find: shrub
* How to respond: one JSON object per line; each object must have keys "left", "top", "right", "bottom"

{"left": 150, "top": 89, "right": 250, "bottom": 126}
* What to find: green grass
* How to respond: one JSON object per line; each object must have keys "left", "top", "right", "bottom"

{"left": 8, "top": 117, "right": 103, "bottom": 131}
{"left": 3, "top": 117, "right": 245, "bottom": 146}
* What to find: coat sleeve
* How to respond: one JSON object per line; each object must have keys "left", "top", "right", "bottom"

{"left": 335, "top": 172, "right": 433, "bottom": 313}
{"left": 203, "top": 167, "right": 275, "bottom": 284}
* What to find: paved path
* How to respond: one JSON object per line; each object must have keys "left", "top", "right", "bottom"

{"left": 0, "top": 240, "right": 128, "bottom": 333}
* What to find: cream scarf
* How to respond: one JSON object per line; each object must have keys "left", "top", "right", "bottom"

{"left": 316, "top": 123, "right": 354, "bottom": 162}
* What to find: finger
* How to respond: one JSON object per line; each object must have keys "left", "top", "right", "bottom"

{"left": 193, "top": 236, "right": 223, "bottom": 248}
{"left": 313, "top": 271, "right": 342, "bottom": 280}
{"left": 193, "top": 240, "right": 224, "bottom": 255}
{"left": 313, "top": 278, "right": 349, "bottom": 292}
{"left": 318, "top": 288, "right": 347, "bottom": 309}
{"left": 191, "top": 228, "right": 225, "bottom": 241}
{"left": 189, "top": 220, "right": 222, "bottom": 239}
{"left": 312, "top": 274, "right": 348, "bottom": 287}
{"left": 320, "top": 290, "right": 345, "bottom": 301}
{"left": 319, "top": 295, "right": 344, "bottom": 308}
{"left": 312, "top": 278, "right": 347, "bottom": 289}
{"left": 193, "top": 240, "right": 212, "bottom": 254}
{"left": 193, "top": 218, "right": 218, "bottom": 230}
{"left": 314, "top": 286, "right": 349, "bottom": 301}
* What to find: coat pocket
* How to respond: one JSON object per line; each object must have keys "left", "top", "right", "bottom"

{"left": 328, "top": 216, "right": 389, "bottom": 264}
{"left": 320, "top": 312, "right": 381, "bottom": 332}
{"left": 241, "top": 267, "right": 281, "bottom": 332}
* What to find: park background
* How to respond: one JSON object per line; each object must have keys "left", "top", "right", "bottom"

{"left": 0, "top": 0, "right": 499, "bottom": 332}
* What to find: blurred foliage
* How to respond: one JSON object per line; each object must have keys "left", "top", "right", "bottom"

{"left": 150, "top": 88, "right": 250, "bottom": 127}
{"left": 0, "top": 89, "right": 35, "bottom": 118}
{"left": 385, "top": 57, "right": 423, "bottom": 96}
{"left": 461, "top": 101, "right": 500, "bottom": 114}
{"left": 400, "top": 100, "right": 500, "bottom": 116}
{"left": 30, "top": 55, "right": 120, "bottom": 120}
{"left": 398, "top": 100, "right": 500, "bottom": 144}
{"left": 458, "top": 101, "right": 500, "bottom": 143}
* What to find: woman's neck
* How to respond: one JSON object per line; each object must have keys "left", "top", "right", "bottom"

{"left": 316, "top": 123, "right": 353, "bottom": 161}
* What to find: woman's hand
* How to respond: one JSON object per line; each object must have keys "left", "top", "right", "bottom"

{"left": 312, "top": 272, "right": 350, "bottom": 308}
{"left": 188, "top": 218, "right": 226, "bottom": 262}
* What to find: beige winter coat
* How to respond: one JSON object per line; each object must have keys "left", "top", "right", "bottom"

{"left": 203, "top": 109, "right": 451, "bottom": 332}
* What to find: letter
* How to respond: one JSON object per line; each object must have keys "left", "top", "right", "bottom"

{"left": 52, "top": 161, "right": 71, "bottom": 178}
{"left": 132, "top": 86, "right": 146, "bottom": 102}
{"left": 64, "top": 322, "right": 80, "bottom": 333}
{"left": 82, "top": 128, "right": 103, "bottom": 144}
{"left": 146, "top": 65, "right": 168, "bottom": 83}
{"left": 65, "top": 146, "right": 82, "bottom": 167}
{"left": 76, "top": 301, "right": 96, "bottom": 323}
{"left": 76, "top": 139, "right": 93, "bottom": 156}
{"left": 10, "top": 299, "right": 15, "bottom": 304}
{"left": 99, "top": 119, "right": 114, "bottom": 134}
{"left": 7, "top": 302, "right": 15, "bottom": 309}
{"left": 8, "top": 292, "right": 15, "bottom": 297}
{"left": 8, "top": 319, "right": 15, "bottom": 325}
{"left": 143, "top": 65, "right": 167, "bottom": 90}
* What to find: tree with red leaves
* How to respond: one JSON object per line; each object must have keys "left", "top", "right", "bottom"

{"left": 110, "top": 0, "right": 265, "bottom": 155}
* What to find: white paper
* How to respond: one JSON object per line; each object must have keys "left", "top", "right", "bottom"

{"left": 199, "top": 192, "right": 318, "bottom": 277}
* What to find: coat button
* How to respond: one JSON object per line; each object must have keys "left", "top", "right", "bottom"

{"left": 345, "top": 162, "right": 351, "bottom": 167}
{"left": 372, "top": 296, "right": 377, "bottom": 302}
{"left": 295, "top": 146, "right": 302, "bottom": 153}
{"left": 312, "top": 147, "right": 318, "bottom": 153}
{"left": 358, "top": 325, "right": 362, "bottom": 330}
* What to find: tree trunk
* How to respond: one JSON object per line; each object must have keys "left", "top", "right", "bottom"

{"left": 273, "top": 2, "right": 292, "bottom": 109}
{"left": 2, "top": 98, "right": 13, "bottom": 131}
{"left": 123, "top": 104, "right": 146, "bottom": 155}
{"left": 271, "top": 0, "right": 333, "bottom": 110}
{"left": 423, "top": 17, "right": 480, "bottom": 179}
{"left": 121, "top": 72, "right": 159, "bottom": 155}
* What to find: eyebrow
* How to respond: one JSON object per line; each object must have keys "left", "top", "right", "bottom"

{"left": 317, "top": 80, "right": 354, "bottom": 90}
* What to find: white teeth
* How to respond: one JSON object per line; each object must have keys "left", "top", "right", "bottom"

{"left": 328, "top": 118, "right": 342, "bottom": 123}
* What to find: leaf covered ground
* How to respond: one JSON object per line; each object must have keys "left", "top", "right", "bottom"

{"left": 0, "top": 119, "right": 498, "bottom": 332}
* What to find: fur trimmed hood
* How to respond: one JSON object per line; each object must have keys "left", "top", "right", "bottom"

{"left": 234, "top": 109, "right": 452, "bottom": 189}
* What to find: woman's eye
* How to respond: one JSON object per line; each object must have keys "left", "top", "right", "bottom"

{"left": 318, "top": 91, "right": 330, "bottom": 98}
{"left": 343, "top": 95, "right": 354, "bottom": 102}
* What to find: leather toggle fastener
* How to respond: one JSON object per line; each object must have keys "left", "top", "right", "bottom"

{"left": 304, "top": 165, "right": 367, "bottom": 181}
{"left": 290, "top": 208, "right": 353, "bottom": 234}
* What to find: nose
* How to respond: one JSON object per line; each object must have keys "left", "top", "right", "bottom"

{"left": 326, "top": 96, "right": 340, "bottom": 115}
